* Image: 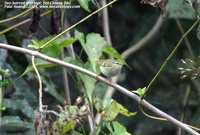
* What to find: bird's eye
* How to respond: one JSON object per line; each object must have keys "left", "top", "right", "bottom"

{"left": 114, "top": 61, "right": 120, "bottom": 64}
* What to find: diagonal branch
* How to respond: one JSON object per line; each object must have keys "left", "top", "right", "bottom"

{"left": 0, "top": 43, "right": 199, "bottom": 135}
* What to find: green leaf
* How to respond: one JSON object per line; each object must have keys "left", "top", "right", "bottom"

{"left": 20, "top": 42, "right": 62, "bottom": 77}
{"left": 112, "top": 121, "right": 132, "bottom": 135}
{"left": 117, "top": 102, "right": 137, "bottom": 117}
{"left": 75, "top": 30, "right": 107, "bottom": 72}
{"left": 103, "top": 46, "right": 131, "bottom": 69}
{"left": 63, "top": 56, "right": 97, "bottom": 104}
{"left": 74, "top": 30, "right": 85, "bottom": 45}
{"left": 19, "top": 61, "right": 55, "bottom": 78}
{"left": 103, "top": 100, "right": 120, "bottom": 121}
{"left": 2, "top": 116, "right": 33, "bottom": 132}
{"left": 31, "top": 39, "right": 40, "bottom": 49}
{"left": 60, "top": 38, "right": 77, "bottom": 48}
{"left": 63, "top": 57, "right": 97, "bottom": 104}
{"left": 0, "top": 105, "right": 6, "bottom": 111}
{"left": 103, "top": 100, "right": 137, "bottom": 121}
{"left": 77, "top": 0, "right": 91, "bottom": 12}
{"left": 167, "top": 0, "right": 198, "bottom": 19}
{"left": 62, "top": 121, "right": 76, "bottom": 134}
{"left": 3, "top": 99, "right": 34, "bottom": 119}
{"left": 132, "top": 87, "right": 146, "bottom": 97}
{"left": 40, "top": 43, "right": 62, "bottom": 58}
{"left": 72, "top": 131, "right": 84, "bottom": 135}
{"left": 94, "top": 97, "right": 103, "bottom": 112}
{"left": 27, "top": 44, "right": 37, "bottom": 49}
{"left": 69, "top": 106, "right": 79, "bottom": 118}
{"left": 33, "top": 35, "right": 77, "bottom": 49}
{"left": 11, "top": 76, "right": 37, "bottom": 106}
{"left": 78, "top": 62, "right": 97, "bottom": 104}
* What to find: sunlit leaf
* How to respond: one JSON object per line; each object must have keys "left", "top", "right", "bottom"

{"left": 117, "top": 102, "right": 137, "bottom": 117}
{"left": 103, "top": 100, "right": 137, "bottom": 121}
{"left": 75, "top": 30, "right": 107, "bottom": 72}
{"left": 103, "top": 100, "right": 119, "bottom": 121}
{"left": 77, "top": 0, "right": 91, "bottom": 12}
{"left": 0, "top": 105, "right": 6, "bottom": 111}
{"left": 112, "top": 121, "right": 132, "bottom": 135}
{"left": 19, "top": 61, "right": 55, "bottom": 78}
{"left": 27, "top": 44, "right": 36, "bottom": 49}
{"left": 31, "top": 39, "right": 39, "bottom": 49}
{"left": 62, "top": 121, "right": 76, "bottom": 134}
{"left": 132, "top": 87, "right": 146, "bottom": 97}
{"left": 60, "top": 38, "right": 77, "bottom": 48}
{"left": 20, "top": 43, "right": 61, "bottom": 77}
{"left": 77, "top": 62, "right": 97, "bottom": 104}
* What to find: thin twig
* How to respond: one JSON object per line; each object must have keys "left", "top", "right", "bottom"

{"left": 0, "top": 43, "right": 199, "bottom": 135}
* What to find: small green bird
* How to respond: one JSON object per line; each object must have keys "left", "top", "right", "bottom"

{"left": 97, "top": 59, "right": 123, "bottom": 77}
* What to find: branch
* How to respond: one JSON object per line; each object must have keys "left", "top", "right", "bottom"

{"left": 0, "top": 43, "right": 199, "bottom": 135}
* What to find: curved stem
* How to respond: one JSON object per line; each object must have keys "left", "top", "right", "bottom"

{"left": 143, "top": 19, "right": 200, "bottom": 98}
{"left": 139, "top": 104, "right": 166, "bottom": 121}
{"left": 32, "top": 56, "right": 43, "bottom": 112}
{"left": 122, "top": 15, "right": 164, "bottom": 59}
{"left": 139, "top": 103, "right": 200, "bottom": 132}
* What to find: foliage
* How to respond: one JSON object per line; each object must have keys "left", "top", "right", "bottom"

{"left": 1, "top": 0, "right": 200, "bottom": 135}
